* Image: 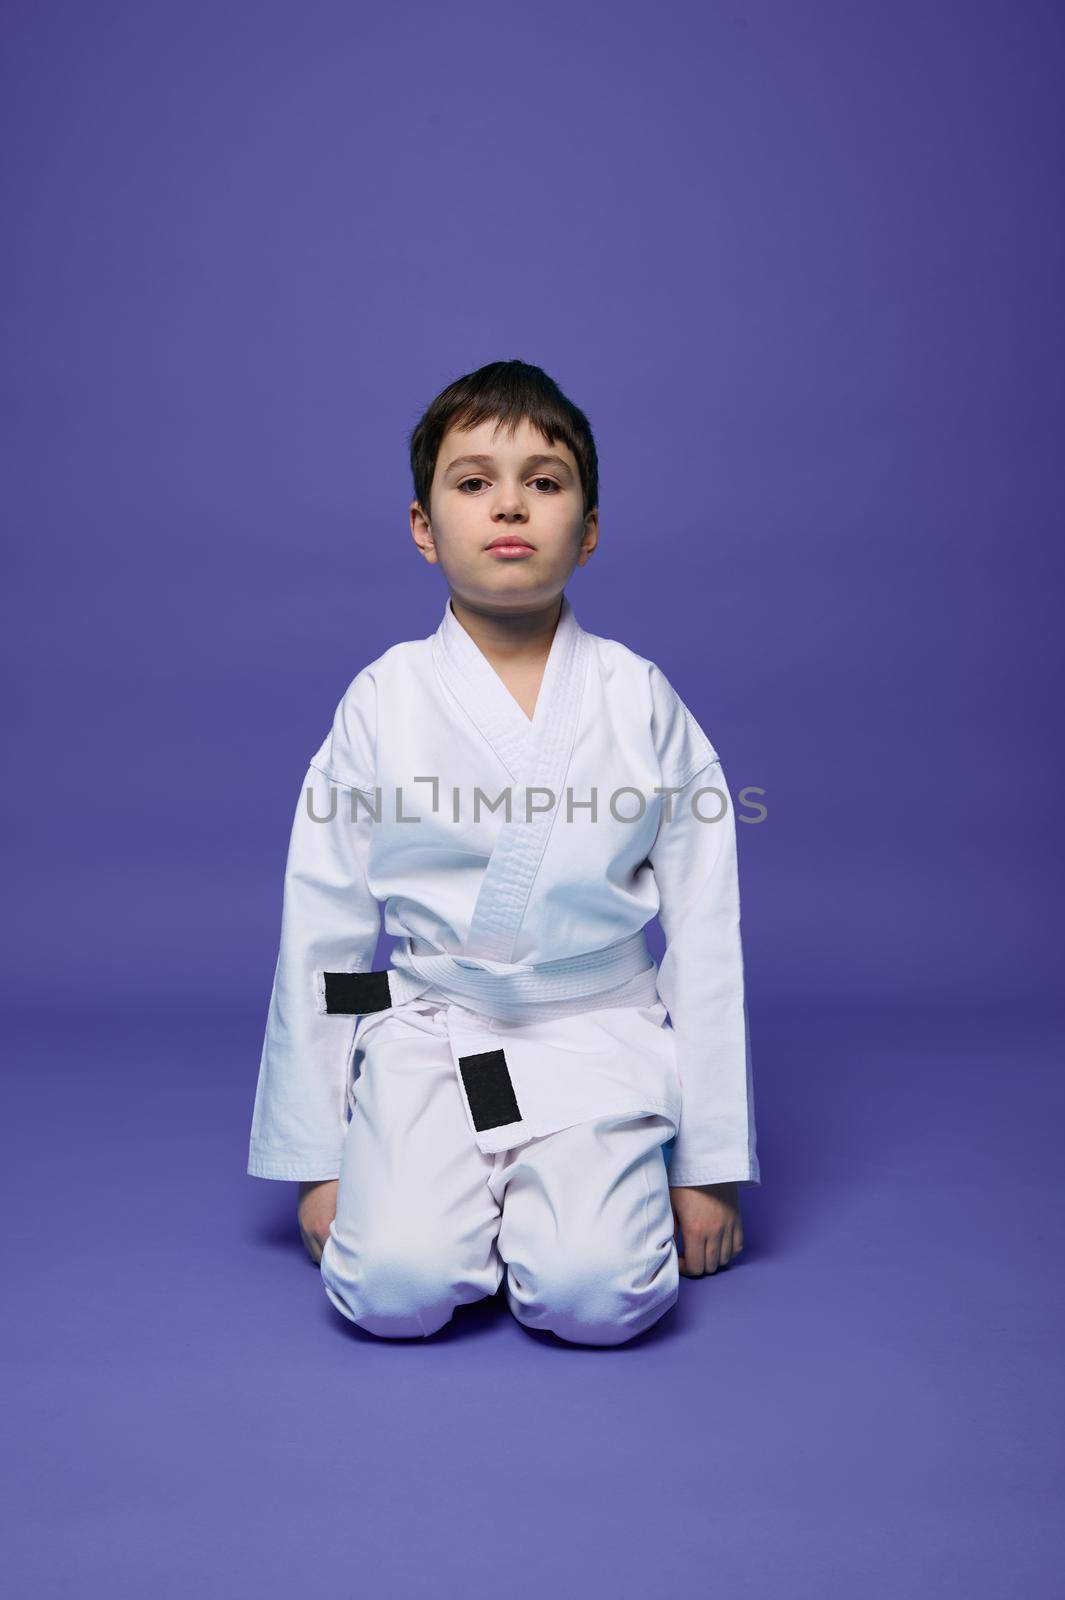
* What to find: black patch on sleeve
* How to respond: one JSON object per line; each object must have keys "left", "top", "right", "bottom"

{"left": 458, "top": 1048, "right": 522, "bottom": 1131}
{"left": 322, "top": 970, "right": 393, "bottom": 1015}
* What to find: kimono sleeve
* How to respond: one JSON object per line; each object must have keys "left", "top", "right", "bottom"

{"left": 647, "top": 671, "right": 760, "bottom": 1188}
{"left": 247, "top": 673, "right": 381, "bottom": 1182}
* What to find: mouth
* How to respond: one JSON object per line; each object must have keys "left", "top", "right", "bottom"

{"left": 485, "top": 535, "right": 535, "bottom": 551}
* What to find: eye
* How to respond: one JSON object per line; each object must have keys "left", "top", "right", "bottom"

{"left": 530, "top": 477, "right": 560, "bottom": 492}
{"left": 457, "top": 477, "right": 488, "bottom": 493}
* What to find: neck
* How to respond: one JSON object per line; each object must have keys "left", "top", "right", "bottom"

{"left": 448, "top": 592, "right": 564, "bottom": 665}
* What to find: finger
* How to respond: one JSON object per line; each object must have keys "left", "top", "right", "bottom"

{"left": 719, "top": 1228, "right": 732, "bottom": 1268}
{"left": 682, "top": 1232, "right": 706, "bottom": 1278}
{"left": 705, "top": 1229, "right": 722, "bottom": 1274}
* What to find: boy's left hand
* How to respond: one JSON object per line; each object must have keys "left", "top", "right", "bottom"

{"left": 669, "top": 1183, "right": 743, "bottom": 1276}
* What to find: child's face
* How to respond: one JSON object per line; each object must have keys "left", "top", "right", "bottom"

{"left": 410, "top": 415, "right": 597, "bottom": 610}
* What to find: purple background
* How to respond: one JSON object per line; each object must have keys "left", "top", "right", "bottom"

{"left": 3, "top": 2, "right": 1062, "bottom": 1595}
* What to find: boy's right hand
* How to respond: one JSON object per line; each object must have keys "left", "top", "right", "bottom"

{"left": 297, "top": 1179, "right": 339, "bottom": 1265}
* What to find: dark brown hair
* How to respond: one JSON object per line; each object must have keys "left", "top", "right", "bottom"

{"left": 409, "top": 359, "right": 599, "bottom": 520}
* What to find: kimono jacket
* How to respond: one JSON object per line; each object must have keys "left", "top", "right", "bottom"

{"left": 247, "top": 591, "right": 760, "bottom": 1190}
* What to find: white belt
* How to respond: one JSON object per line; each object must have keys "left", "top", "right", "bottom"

{"left": 389, "top": 928, "right": 656, "bottom": 1014}
{"left": 316, "top": 929, "right": 660, "bottom": 1023}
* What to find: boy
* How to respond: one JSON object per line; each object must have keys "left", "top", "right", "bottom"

{"left": 248, "top": 359, "right": 760, "bottom": 1345}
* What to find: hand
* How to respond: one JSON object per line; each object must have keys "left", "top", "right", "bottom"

{"left": 297, "top": 1179, "right": 339, "bottom": 1265}
{"left": 669, "top": 1182, "right": 743, "bottom": 1277}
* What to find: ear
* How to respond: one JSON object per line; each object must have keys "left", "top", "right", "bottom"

{"left": 577, "top": 508, "right": 599, "bottom": 564}
{"left": 410, "top": 500, "right": 438, "bottom": 563}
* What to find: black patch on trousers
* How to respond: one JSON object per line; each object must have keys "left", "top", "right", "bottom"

{"left": 457, "top": 1048, "right": 522, "bottom": 1131}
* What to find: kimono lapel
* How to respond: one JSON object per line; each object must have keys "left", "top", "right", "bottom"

{"left": 431, "top": 595, "right": 531, "bottom": 781}
{"left": 431, "top": 591, "right": 591, "bottom": 964}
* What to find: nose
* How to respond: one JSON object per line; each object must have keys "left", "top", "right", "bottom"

{"left": 491, "top": 487, "right": 528, "bottom": 520}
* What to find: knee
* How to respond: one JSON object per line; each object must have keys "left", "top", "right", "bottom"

{"left": 509, "top": 1246, "right": 679, "bottom": 1346}
{"left": 320, "top": 1231, "right": 451, "bottom": 1338}
{"left": 320, "top": 1229, "right": 485, "bottom": 1339}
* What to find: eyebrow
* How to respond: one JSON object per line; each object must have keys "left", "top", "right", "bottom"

{"left": 443, "top": 452, "right": 575, "bottom": 479}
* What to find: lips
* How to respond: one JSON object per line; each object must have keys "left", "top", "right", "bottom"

{"left": 486, "top": 537, "right": 534, "bottom": 550}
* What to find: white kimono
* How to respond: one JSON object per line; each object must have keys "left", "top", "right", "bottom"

{"left": 247, "top": 591, "right": 760, "bottom": 1192}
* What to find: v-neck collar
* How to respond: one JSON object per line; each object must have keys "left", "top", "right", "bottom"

{"left": 431, "top": 590, "right": 586, "bottom": 782}
{"left": 430, "top": 589, "right": 593, "bottom": 961}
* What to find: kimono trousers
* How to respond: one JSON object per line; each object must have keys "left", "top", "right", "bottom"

{"left": 248, "top": 591, "right": 760, "bottom": 1343}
